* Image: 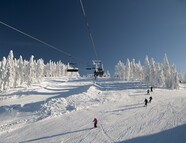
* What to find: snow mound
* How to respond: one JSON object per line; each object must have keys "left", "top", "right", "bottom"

{"left": 87, "top": 84, "right": 102, "bottom": 94}
{"left": 40, "top": 84, "right": 106, "bottom": 117}
{"left": 41, "top": 98, "right": 76, "bottom": 116}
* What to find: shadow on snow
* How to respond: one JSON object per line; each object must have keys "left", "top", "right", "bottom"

{"left": 116, "top": 124, "right": 186, "bottom": 143}
{"left": 106, "top": 103, "right": 144, "bottom": 113}
{"left": 19, "top": 127, "right": 93, "bottom": 143}
{"left": 19, "top": 121, "right": 186, "bottom": 143}
{"left": 95, "top": 81, "right": 148, "bottom": 91}
{"left": 0, "top": 84, "right": 91, "bottom": 113}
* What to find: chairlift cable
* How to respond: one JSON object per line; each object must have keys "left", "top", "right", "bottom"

{"left": 0, "top": 20, "right": 74, "bottom": 59}
{"left": 1, "top": 21, "right": 94, "bottom": 71}
{"left": 80, "top": 0, "right": 105, "bottom": 77}
{"left": 80, "top": 0, "right": 99, "bottom": 60}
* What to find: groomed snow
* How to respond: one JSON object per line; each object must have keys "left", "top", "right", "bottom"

{"left": 0, "top": 77, "right": 186, "bottom": 143}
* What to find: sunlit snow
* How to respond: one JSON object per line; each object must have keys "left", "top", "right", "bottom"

{"left": 0, "top": 77, "right": 186, "bottom": 143}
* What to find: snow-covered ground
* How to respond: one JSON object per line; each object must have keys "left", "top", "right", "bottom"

{"left": 0, "top": 77, "right": 186, "bottom": 143}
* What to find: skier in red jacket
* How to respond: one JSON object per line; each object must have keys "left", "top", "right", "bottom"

{"left": 93, "top": 118, "right": 98, "bottom": 128}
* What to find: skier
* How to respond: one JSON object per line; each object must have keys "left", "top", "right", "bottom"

{"left": 144, "top": 98, "right": 148, "bottom": 106}
{"left": 147, "top": 89, "right": 150, "bottom": 95}
{"left": 150, "top": 86, "right": 153, "bottom": 92}
{"left": 94, "top": 71, "right": 97, "bottom": 80}
{"left": 93, "top": 117, "right": 98, "bottom": 128}
{"left": 149, "top": 96, "right": 152, "bottom": 103}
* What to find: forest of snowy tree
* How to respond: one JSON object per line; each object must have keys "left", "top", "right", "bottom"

{"left": 0, "top": 50, "right": 79, "bottom": 92}
{"left": 115, "top": 54, "right": 186, "bottom": 89}
{"left": 1, "top": 50, "right": 185, "bottom": 92}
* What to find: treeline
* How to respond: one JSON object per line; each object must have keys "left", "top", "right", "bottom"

{"left": 115, "top": 54, "right": 185, "bottom": 89}
{"left": 0, "top": 50, "right": 79, "bottom": 92}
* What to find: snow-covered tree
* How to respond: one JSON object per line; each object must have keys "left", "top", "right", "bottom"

{"left": 14, "top": 58, "right": 20, "bottom": 87}
{"left": 18, "top": 56, "right": 24, "bottom": 85}
{"left": 0, "top": 57, "right": 6, "bottom": 91}
{"left": 56, "top": 61, "right": 62, "bottom": 77}
{"left": 170, "top": 64, "right": 179, "bottom": 89}
{"left": 130, "top": 59, "right": 135, "bottom": 80}
{"left": 143, "top": 56, "right": 150, "bottom": 83}
{"left": 35, "top": 59, "right": 44, "bottom": 83}
{"left": 135, "top": 61, "right": 143, "bottom": 81}
{"left": 156, "top": 63, "right": 165, "bottom": 87}
{"left": 3, "top": 50, "right": 15, "bottom": 90}
{"left": 149, "top": 58, "right": 157, "bottom": 86}
{"left": 125, "top": 59, "right": 130, "bottom": 81}
{"left": 27, "top": 55, "right": 36, "bottom": 86}
{"left": 115, "top": 61, "right": 125, "bottom": 80}
{"left": 0, "top": 50, "right": 78, "bottom": 92}
{"left": 163, "top": 54, "right": 172, "bottom": 88}
{"left": 114, "top": 53, "right": 180, "bottom": 89}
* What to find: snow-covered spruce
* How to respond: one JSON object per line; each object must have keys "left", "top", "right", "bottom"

{"left": 0, "top": 50, "right": 79, "bottom": 92}
{"left": 115, "top": 54, "right": 181, "bottom": 89}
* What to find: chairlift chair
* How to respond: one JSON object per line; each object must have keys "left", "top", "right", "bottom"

{"left": 66, "top": 57, "right": 79, "bottom": 73}
{"left": 86, "top": 64, "right": 92, "bottom": 70}
{"left": 92, "top": 60, "right": 104, "bottom": 77}
{"left": 86, "top": 67, "right": 92, "bottom": 70}
{"left": 67, "top": 63, "right": 78, "bottom": 72}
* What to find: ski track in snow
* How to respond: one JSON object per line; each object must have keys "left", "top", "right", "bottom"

{"left": 0, "top": 77, "right": 186, "bottom": 143}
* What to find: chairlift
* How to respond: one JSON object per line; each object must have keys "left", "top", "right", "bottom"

{"left": 86, "top": 67, "right": 92, "bottom": 70}
{"left": 86, "top": 63, "right": 93, "bottom": 70}
{"left": 95, "top": 68, "right": 104, "bottom": 77}
{"left": 67, "top": 63, "right": 79, "bottom": 72}
{"left": 92, "top": 60, "right": 104, "bottom": 77}
{"left": 67, "top": 56, "right": 79, "bottom": 72}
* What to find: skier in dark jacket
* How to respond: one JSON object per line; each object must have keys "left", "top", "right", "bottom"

{"left": 93, "top": 117, "right": 98, "bottom": 128}
{"left": 144, "top": 98, "right": 148, "bottom": 106}
{"left": 149, "top": 96, "right": 152, "bottom": 103}
{"left": 150, "top": 86, "right": 153, "bottom": 92}
{"left": 147, "top": 89, "right": 150, "bottom": 95}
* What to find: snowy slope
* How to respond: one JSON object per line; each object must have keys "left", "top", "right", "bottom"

{"left": 0, "top": 77, "right": 186, "bottom": 143}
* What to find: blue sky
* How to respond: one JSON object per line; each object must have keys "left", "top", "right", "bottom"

{"left": 0, "top": 0, "right": 186, "bottom": 75}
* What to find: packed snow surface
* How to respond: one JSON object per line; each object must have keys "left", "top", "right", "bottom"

{"left": 0, "top": 77, "right": 186, "bottom": 143}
